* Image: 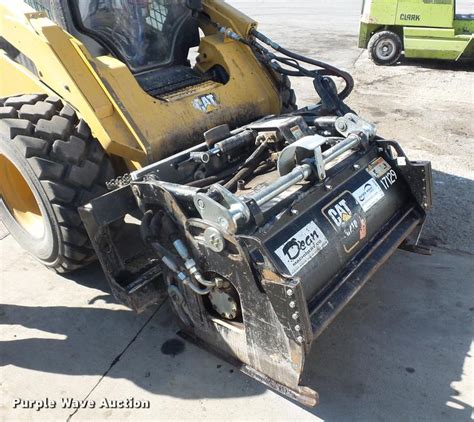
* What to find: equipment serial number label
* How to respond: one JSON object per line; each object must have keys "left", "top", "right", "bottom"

{"left": 380, "top": 169, "right": 398, "bottom": 190}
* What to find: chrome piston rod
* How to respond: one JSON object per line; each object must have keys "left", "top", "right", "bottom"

{"left": 251, "top": 134, "right": 362, "bottom": 208}
{"left": 322, "top": 133, "right": 361, "bottom": 163}
{"left": 252, "top": 164, "right": 313, "bottom": 207}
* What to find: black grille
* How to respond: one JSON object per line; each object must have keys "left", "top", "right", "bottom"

{"left": 136, "top": 66, "right": 211, "bottom": 98}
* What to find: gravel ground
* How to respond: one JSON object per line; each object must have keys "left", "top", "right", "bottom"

{"left": 350, "top": 56, "right": 473, "bottom": 253}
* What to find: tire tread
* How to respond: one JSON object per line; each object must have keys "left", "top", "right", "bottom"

{"left": 278, "top": 74, "right": 298, "bottom": 113}
{"left": 368, "top": 30, "right": 403, "bottom": 66}
{"left": 0, "top": 94, "right": 114, "bottom": 273}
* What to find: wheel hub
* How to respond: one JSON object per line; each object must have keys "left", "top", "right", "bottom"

{"left": 377, "top": 39, "right": 396, "bottom": 60}
{"left": 0, "top": 154, "right": 45, "bottom": 238}
{"left": 209, "top": 287, "right": 239, "bottom": 320}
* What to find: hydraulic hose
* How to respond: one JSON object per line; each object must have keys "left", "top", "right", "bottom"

{"left": 199, "top": 13, "right": 354, "bottom": 102}
{"left": 140, "top": 210, "right": 160, "bottom": 243}
{"left": 275, "top": 46, "right": 353, "bottom": 100}
{"left": 187, "top": 163, "right": 241, "bottom": 187}
{"left": 140, "top": 211, "right": 213, "bottom": 295}
{"left": 183, "top": 279, "right": 213, "bottom": 295}
{"left": 172, "top": 239, "right": 217, "bottom": 288}
{"left": 224, "top": 140, "right": 270, "bottom": 192}
{"left": 251, "top": 29, "right": 354, "bottom": 100}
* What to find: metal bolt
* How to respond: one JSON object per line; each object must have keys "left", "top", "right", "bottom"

{"left": 217, "top": 217, "right": 228, "bottom": 229}
{"left": 211, "top": 237, "right": 224, "bottom": 251}
{"left": 295, "top": 325, "right": 301, "bottom": 332}
{"left": 197, "top": 199, "right": 205, "bottom": 209}
{"left": 286, "top": 289, "right": 293, "bottom": 297}
{"left": 201, "top": 153, "right": 210, "bottom": 164}
{"left": 289, "top": 301, "right": 296, "bottom": 309}
{"left": 266, "top": 134, "right": 277, "bottom": 143}
{"left": 292, "top": 312, "right": 299, "bottom": 320}
{"left": 204, "top": 227, "right": 225, "bottom": 253}
{"left": 167, "top": 286, "right": 183, "bottom": 305}
{"left": 337, "top": 121, "right": 347, "bottom": 131}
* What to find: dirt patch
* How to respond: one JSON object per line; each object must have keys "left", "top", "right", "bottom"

{"left": 351, "top": 54, "right": 474, "bottom": 253}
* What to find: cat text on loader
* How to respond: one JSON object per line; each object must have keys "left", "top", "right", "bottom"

{"left": 0, "top": 0, "right": 432, "bottom": 406}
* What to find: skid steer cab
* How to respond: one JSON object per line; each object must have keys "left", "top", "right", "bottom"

{"left": 359, "top": 0, "right": 474, "bottom": 65}
{"left": 1, "top": 0, "right": 433, "bottom": 407}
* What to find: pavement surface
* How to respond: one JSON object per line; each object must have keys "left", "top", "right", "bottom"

{"left": 1, "top": 1, "right": 473, "bottom": 421}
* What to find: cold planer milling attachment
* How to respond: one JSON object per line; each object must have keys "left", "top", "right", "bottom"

{"left": 79, "top": 34, "right": 433, "bottom": 407}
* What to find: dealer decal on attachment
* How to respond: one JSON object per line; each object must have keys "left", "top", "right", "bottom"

{"left": 352, "top": 178, "right": 385, "bottom": 212}
{"left": 275, "top": 221, "right": 328, "bottom": 276}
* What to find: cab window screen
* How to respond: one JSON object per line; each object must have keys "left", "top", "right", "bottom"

{"left": 76, "top": 0, "right": 191, "bottom": 70}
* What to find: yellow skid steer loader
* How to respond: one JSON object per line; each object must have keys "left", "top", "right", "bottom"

{"left": 0, "top": 0, "right": 432, "bottom": 406}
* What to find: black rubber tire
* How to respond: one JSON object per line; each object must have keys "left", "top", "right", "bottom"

{"left": 271, "top": 71, "right": 298, "bottom": 113}
{"left": 0, "top": 94, "right": 115, "bottom": 273}
{"left": 368, "top": 31, "right": 403, "bottom": 66}
{"left": 281, "top": 75, "right": 298, "bottom": 113}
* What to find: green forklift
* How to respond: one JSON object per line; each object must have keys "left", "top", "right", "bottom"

{"left": 359, "top": 0, "right": 474, "bottom": 65}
